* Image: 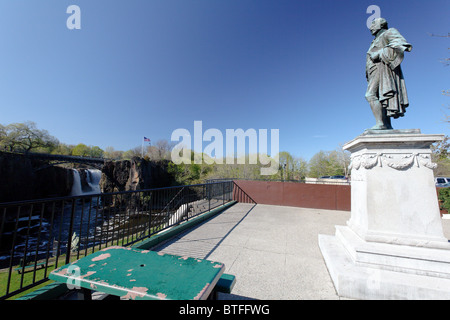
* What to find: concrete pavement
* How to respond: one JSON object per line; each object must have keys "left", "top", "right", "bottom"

{"left": 152, "top": 202, "right": 450, "bottom": 300}
{"left": 152, "top": 202, "right": 351, "bottom": 300}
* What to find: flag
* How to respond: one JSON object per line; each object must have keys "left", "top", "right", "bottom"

{"left": 144, "top": 137, "right": 151, "bottom": 142}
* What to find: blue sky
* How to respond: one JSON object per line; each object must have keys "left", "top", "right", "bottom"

{"left": 0, "top": 0, "right": 448, "bottom": 161}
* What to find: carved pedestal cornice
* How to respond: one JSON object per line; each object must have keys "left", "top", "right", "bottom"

{"left": 349, "top": 152, "right": 437, "bottom": 171}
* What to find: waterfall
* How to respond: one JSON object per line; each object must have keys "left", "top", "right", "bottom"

{"left": 70, "top": 169, "right": 83, "bottom": 196}
{"left": 70, "top": 169, "right": 102, "bottom": 196}
{"left": 86, "top": 169, "right": 101, "bottom": 194}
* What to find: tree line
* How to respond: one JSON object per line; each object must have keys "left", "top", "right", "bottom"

{"left": 0, "top": 121, "right": 104, "bottom": 158}
{"left": 1, "top": 121, "right": 448, "bottom": 185}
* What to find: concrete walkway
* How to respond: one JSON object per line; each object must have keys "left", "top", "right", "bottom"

{"left": 152, "top": 203, "right": 351, "bottom": 300}
{"left": 153, "top": 203, "right": 450, "bottom": 300}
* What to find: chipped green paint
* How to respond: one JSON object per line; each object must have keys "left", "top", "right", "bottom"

{"left": 49, "top": 246, "right": 224, "bottom": 300}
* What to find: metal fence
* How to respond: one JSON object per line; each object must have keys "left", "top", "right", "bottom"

{"left": 0, "top": 180, "right": 242, "bottom": 300}
{"left": 207, "top": 178, "right": 351, "bottom": 186}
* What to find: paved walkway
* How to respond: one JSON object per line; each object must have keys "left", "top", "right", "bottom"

{"left": 152, "top": 203, "right": 351, "bottom": 300}
{"left": 153, "top": 203, "right": 450, "bottom": 300}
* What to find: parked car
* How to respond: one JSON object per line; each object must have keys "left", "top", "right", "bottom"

{"left": 319, "top": 176, "right": 331, "bottom": 179}
{"left": 330, "top": 175, "right": 346, "bottom": 179}
{"left": 436, "top": 177, "right": 450, "bottom": 187}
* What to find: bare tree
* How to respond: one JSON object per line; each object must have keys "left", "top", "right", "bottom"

{"left": 123, "top": 146, "right": 142, "bottom": 160}
{"left": 337, "top": 144, "right": 351, "bottom": 177}
{"left": 104, "top": 146, "right": 124, "bottom": 160}
{"left": 147, "top": 139, "right": 175, "bottom": 160}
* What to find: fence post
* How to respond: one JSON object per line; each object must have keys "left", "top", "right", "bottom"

{"left": 65, "top": 199, "right": 76, "bottom": 265}
{"left": 185, "top": 187, "right": 189, "bottom": 222}
{"left": 166, "top": 189, "right": 170, "bottom": 228}
{"left": 148, "top": 191, "right": 152, "bottom": 237}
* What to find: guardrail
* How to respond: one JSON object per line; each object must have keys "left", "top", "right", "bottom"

{"left": 0, "top": 181, "right": 244, "bottom": 300}
{"left": 207, "top": 177, "right": 351, "bottom": 185}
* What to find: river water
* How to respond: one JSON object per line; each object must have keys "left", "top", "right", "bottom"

{"left": 0, "top": 169, "right": 104, "bottom": 268}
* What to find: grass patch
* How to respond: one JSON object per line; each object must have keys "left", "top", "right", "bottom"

{"left": 1, "top": 225, "right": 162, "bottom": 300}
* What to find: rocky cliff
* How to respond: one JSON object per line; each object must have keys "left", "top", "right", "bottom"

{"left": 100, "top": 157, "right": 175, "bottom": 193}
{"left": 0, "top": 152, "right": 74, "bottom": 203}
{"left": 0, "top": 153, "right": 176, "bottom": 204}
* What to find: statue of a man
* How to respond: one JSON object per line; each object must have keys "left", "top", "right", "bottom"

{"left": 365, "top": 18, "right": 412, "bottom": 130}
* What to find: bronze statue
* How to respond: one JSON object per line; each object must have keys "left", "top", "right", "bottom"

{"left": 366, "top": 18, "right": 412, "bottom": 130}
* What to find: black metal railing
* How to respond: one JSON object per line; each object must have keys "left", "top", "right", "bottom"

{"left": 0, "top": 180, "right": 241, "bottom": 300}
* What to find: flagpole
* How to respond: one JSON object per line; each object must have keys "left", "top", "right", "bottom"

{"left": 141, "top": 137, "right": 144, "bottom": 158}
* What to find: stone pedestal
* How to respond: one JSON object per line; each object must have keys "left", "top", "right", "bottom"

{"left": 318, "top": 130, "right": 450, "bottom": 299}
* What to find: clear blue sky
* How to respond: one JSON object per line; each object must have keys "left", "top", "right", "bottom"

{"left": 0, "top": 0, "right": 448, "bottom": 161}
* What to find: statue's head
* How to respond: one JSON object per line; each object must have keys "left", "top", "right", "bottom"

{"left": 369, "top": 18, "right": 388, "bottom": 35}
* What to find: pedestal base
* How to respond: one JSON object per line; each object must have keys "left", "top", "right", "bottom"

{"left": 318, "top": 131, "right": 450, "bottom": 299}
{"left": 344, "top": 131, "right": 446, "bottom": 243}
{"left": 319, "top": 228, "right": 450, "bottom": 300}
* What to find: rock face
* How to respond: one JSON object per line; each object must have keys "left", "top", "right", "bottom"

{"left": 0, "top": 152, "right": 73, "bottom": 203}
{"left": 34, "top": 166, "right": 74, "bottom": 199}
{"left": 0, "top": 152, "right": 175, "bottom": 204}
{"left": 100, "top": 157, "right": 175, "bottom": 193}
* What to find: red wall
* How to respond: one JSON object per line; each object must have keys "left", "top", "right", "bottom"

{"left": 233, "top": 180, "right": 351, "bottom": 211}
{"left": 233, "top": 181, "right": 446, "bottom": 214}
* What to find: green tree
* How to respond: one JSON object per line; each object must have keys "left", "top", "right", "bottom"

{"left": 71, "top": 144, "right": 104, "bottom": 157}
{"left": 278, "top": 151, "right": 294, "bottom": 180}
{"left": 275, "top": 152, "right": 309, "bottom": 181}
{"left": 0, "top": 121, "right": 59, "bottom": 153}
{"left": 308, "top": 150, "right": 345, "bottom": 178}
{"left": 167, "top": 150, "right": 216, "bottom": 185}
{"left": 293, "top": 156, "right": 308, "bottom": 180}
{"left": 72, "top": 143, "right": 91, "bottom": 157}
{"left": 51, "top": 143, "right": 73, "bottom": 155}
{"left": 308, "top": 151, "right": 329, "bottom": 178}
{"left": 90, "top": 146, "right": 104, "bottom": 158}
